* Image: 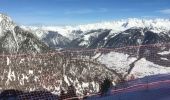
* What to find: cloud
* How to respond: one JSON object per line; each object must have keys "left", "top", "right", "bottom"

{"left": 159, "top": 9, "right": 170, "bottom": 14}
{"left": 64, "top": 8, "right": 108, "bottom": 15}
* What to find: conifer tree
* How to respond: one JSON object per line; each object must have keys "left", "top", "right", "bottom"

{"left": 99, "top": 78, "right": 112, "bottom": 96}
{"left": 66, "top": 85, "right": 79, "bottom": 100}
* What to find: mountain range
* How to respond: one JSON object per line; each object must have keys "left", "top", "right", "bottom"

{"left": 0, "top": 13, "right": 170, "bottom": 95}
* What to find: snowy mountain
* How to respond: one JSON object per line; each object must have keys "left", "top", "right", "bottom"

{"left": 20, "top": 17, "right": 170, "bottom": 95}
{"left": 0, "top": 13, "right": 50, "bottom": 54}
{"left": 1, "top": 13, "right": 170, "bottom": 96}
{"left": 22, "top": 18, "right": 170, "bottom": 49}
{"left": 0, "top": 13, "right": 116, "bottom": 95}
{"left": 23, "top": 18, "right": 170, "bottom": 38}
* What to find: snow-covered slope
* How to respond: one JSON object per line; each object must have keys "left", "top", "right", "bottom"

{"left": 96, "top": 51, "right": 170, "bottom": 79}
{"left": 0, "top": 13, "right": 50, "bottom": 54}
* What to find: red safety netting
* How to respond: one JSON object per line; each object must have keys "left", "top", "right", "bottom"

{"left": 0, "top": 43, "right": 169, "bottom": 99}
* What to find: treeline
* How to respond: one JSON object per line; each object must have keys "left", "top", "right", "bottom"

{"left": 0, "top": 77, "right": 133, "bottom": 100}
{"left": 59, "top": 85, "right": 78, "bottom": 100}
{"left": 59, "top": 78, "right": 113, "bottom": 100}
{"left": 59, "top": 75, "right": 135, "bottom": 100}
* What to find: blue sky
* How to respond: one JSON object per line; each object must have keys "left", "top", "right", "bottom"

{"left": 1, "top": 0, "right": 170, "bottom": 25}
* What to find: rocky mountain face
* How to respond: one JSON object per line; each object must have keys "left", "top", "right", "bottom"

{"left": 23, "top": 18, "right": 170, "bottom": 49}
{"left": 1, "top": 13, "right": 170, "bottom": 95}
{"left": 42, "top": 31, "right": 70, "bottom": 49}
{"left": 68, "top": 29, "right": 111, "bottom": 49}
{"left": 0, "top": 14, "right": 50, "bottom": 54}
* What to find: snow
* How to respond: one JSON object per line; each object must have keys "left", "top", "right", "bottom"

{"left": 29, "top": 70, "right": 34, "bottom": 75}
{"left": 137, "top": 39, "right": 142, "bottom": 44}
{"left": 158, "top": 50, "right": 170, "bottom": 55}
{"left": 161, "top": 58, "right": 169, "bottom": 60}
{"left": 79, "top": 32, "right": 99, "bottom": 46}
{"left": 97, "top": 52, "right": 137, "bottom": 74}
{"left": 82, "top": 83, "right": 89, "bottom": 87}
{"left": 131, "top": 58, "right": 170, "bottom": 78}
{"left": 0, "top": 13, "right": 18, "bottom": 52}
{"left": 0, "top": 17, "right": 2, "bottom": 22}
{"left": 84, "top": 34, "right": 91, "bottom": 41}
{"left": 6, "top": 66, "right": 16, "bottom": 85}
{"left": 97, "top": 51, "right": 170, "bottom": 79}
{"left": 20, "top": 74, "right": 29, "bottom": 85}
{"left": 0, "top": 27, "right": 2, "bottom": 35}
{"left": 0, "top": 17, "right": 2, "bottom": 34}
{"left": 22, "top": 18, "right": 170, "bottom": 40}
{"left": 22, "top": 26, "right": 74, "bottom": 39}
{"left": 64, "top": 75, "right": 70, "bottom": 86}
{"left": 122, "top": 32, "right": 129, "bottom": 34}
{"left": 79, "top": 41, "right": 88, "bottom": 46}
{"left": 6, "top": 57, "right": 10, "bottom": 65}
{"left": 33, "top": 44, "right": 41, "bottom": 52}
{"left": 19, "top": 58, "right": 25, "bottom": 64}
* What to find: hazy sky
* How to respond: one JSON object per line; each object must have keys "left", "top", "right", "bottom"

{"left": 1, "top": 0, "right": 170, "bottom": 25}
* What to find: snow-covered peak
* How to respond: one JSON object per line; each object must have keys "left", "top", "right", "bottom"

{"left": 21, "top": 25, "right": 75, "bottom": 39}
{"left": 22, "top": 18, "right": 170, "bottom": 39}
{"left": 0, "top": 13, "right": 13, "bottom": 22}
{"left": 0, "top": 13, "right": 16, "bottom": 37}
{"left": 75, "top": 18, "right": 170, "bottom": 33}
